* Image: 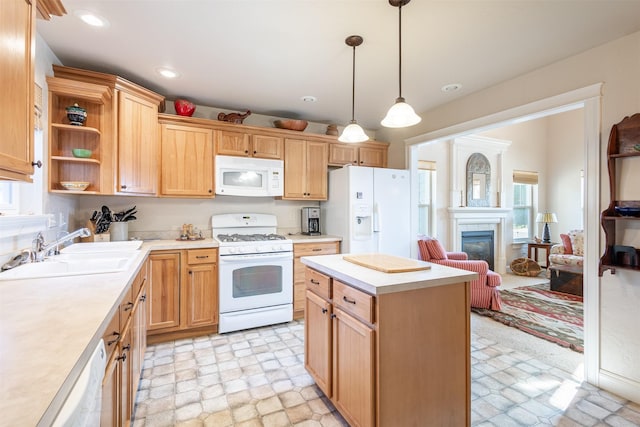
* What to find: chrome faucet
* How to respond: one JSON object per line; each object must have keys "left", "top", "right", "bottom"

{"left": 32, "top": 228, "right": 91, "bottom": 262}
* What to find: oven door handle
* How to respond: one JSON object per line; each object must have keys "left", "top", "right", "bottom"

{"left": 219, "top": 252, "right": 293, "bottom": 263}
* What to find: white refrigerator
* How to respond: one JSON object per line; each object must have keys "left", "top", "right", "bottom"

{"left": 321, "top": 166, "right": 411, "bottom": 257}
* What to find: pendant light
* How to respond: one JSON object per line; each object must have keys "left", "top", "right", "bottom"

{"left": 339, "top": 35, "right": 369, "bottom": 143}
{"left": 381, "top": 0, "right": 421, "bottom": 128}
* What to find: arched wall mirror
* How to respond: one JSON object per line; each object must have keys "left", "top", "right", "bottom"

{"left": 466, "top": 153, "right": 491, "bottom": 207}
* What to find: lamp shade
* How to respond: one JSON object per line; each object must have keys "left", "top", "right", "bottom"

{"left": 339, "top": 122, "right": 369, "bottom": 143}
{"left": 381, "top": 98, "right": 422, "bottom": 128}
{"left": 536, "top": 212, "right": 558, "bottom": 223}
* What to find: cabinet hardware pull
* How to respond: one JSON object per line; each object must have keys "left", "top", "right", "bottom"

{"left": 123, "top": 301, "right": 134, "bottom": 311}
{"left": 123, "top": 344, "right": 131, "bottom": 352}
{"left": 310, "top": 279, "right": 320, "bottom": 285}
{"left": 253, "top": 151, "right": 257, "bottom": 154}
{"left": 117, "top": 352, "right": 127, "bottom": 362}
{"left": 121, "top": 184, "right": 127, "bottom": 189}
{"left": 140, "top": 294, "right": 147, "bottom": 302}
{"left": 244, "top": 150, "right": 249, "bottom": 154}
{"left": 322, "top": 308, "right": 328, "bottom": 314}
{"left": 31, "top": 160, "right": 42, "bottom": 168}
{"left": 196, "top": 255, "right": 209, "bottom": 259}
{"left": 330, "top": 313, "right": 337, "bottom": 319}
{"left": 208, "top": 189, "right": 212, "bottom": 193}
{"left": 189, "top": 270, "right": 192, "bottom": 275}
{"left": 107, "top": 331, "right": 120, "bottom": 346}
{"left": 343, "top": 296, "right": 356, "bottom": 304}
{"left": 312, "top": 248, "right": 322, "bottom": 251}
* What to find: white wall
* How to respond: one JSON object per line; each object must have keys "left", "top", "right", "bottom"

{"left": 384, "top": 31, "right": 640, "bottom": 402}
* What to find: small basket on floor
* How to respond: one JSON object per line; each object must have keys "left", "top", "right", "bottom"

{"left": 510, "top": 257, "right": 542, "bottom": 277}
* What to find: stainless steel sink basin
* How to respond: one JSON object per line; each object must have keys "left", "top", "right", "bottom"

{"left": 0, "top": 254, "right": 137, "bottom": 281}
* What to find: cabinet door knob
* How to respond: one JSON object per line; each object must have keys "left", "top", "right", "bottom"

{"left": 330, "top": 313, "right": 337, "bottom": 319}
{"left": 209, "top": 189, "right": 212, "bottom": 193}
{"left": 253, "top": 150, "right": 257, "bottom": 154}
{"left": 322, "top": 308, "right": 328, "bottom": 314}
{"left": 31, "top": 160, "right": 42, "bottom": 168}
{"left": 244, "top": 150, "right": 249, "bottom": 154}
{"left": 121, "top": 184, "right": 127, "bottom": 189}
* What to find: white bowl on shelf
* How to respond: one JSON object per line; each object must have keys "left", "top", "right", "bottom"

{"left": 60, "top": 181, "right": 90, "bottom": 191}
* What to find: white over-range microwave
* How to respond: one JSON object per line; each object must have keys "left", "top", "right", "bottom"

{"left": 215, "top": 155, "right": 284, "bottom": 197}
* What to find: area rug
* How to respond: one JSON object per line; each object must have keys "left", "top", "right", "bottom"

{"left": 472, "top": 283, "right": 584, "bottom": 353}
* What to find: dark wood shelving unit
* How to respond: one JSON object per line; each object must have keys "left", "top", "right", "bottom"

{"left": 599, "top": 113, "right": 640, "bottom": 276}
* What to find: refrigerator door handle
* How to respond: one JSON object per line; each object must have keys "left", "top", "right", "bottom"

{"left": 373, "top": 202, "right": 380, "bottom": 232}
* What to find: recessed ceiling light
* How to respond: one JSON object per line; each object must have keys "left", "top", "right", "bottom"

{"left": 441, "top": 83, "right": 462, "bottom": 93}
{"left": 156, "top": 67, "right": 180, "bottom": 79}
{"left": 74, "top": 10, "right": 110, "bottom": 28}
{"left": 301, "top": 96, "right": 317, "bottom": 103}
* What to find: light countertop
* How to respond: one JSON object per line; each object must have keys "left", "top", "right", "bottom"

{"left": 0, "top": 239, "right": 218, "bottom": 427}
{"left": 301, "top": 253, "right": 478, "bottom": 295}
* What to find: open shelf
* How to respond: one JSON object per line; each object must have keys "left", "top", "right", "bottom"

{"left": 51, "top": 156, "right": 101, "bottom": 164}
{"left": 600, "top": 113, "right": 640, "bottom": 276}
{"left": 51, "top": 122, "right": 101, "bottom": 135}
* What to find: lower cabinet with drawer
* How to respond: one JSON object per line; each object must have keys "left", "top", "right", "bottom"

{"left": 147, "top": 248, "right": 218, "bottom": 343}
{"left": 293, "top": 241, "right": 339, "bottom": 319}
{"left": 101, "top": 259, "right": 148, "bottom": 427}
{"left": 304, "top": 266, "right": 470, "bottom": 427}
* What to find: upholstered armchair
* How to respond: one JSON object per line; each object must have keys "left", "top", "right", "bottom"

{"left": 418, "top": 237, "right": 502, "bottom": 311}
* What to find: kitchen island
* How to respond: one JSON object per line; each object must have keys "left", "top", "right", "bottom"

{"left": 301, "top": 253, "right": 477, "bottom": 427}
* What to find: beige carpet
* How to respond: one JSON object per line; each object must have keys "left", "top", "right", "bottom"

{"left": 471, "top": 270, "right": 584, "bottom": 376}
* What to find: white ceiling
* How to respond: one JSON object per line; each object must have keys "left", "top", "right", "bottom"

{"left": 37, "top": 0, "right": 640, "bottom": 131}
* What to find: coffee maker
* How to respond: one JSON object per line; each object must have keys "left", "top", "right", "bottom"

{"left": 301, "top": 207, "right": 320, "bottom": 235}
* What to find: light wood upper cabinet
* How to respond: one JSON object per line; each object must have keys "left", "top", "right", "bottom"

{"left": 216, "top": 129, "right": 249, "bottom": 156}
{"left": 0, "top": 0, "right": 36, "bottom": 181}
{"left": 251, "top": 134, "right": 283, "bottom": 159}
{"left": 160, "top": 121, "right": 214, "bottom": 197}
{"left": 216, "top": 129, "right": 283, "bottom": 159}
{"left": 117, "top": 92, "right": 159, "bottom": 195}
{"left": 283, "top": 138, "right": 328, "bottom": 200}
{"left": 329, "top": 141, "right": 389, "bottom": 168}
{"left": 51, "top": 65, "right": 165, "bottom": 195}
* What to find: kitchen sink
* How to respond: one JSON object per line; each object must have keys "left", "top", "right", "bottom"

{"left": 0, "top": 255, "right": 136, "bottom": 281}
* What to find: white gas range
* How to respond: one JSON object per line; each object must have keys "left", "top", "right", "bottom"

{"left": 212, "top": 213, "right": 293, "bottom": 333}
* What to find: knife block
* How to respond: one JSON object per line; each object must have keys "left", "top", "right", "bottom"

{"left": 81, "top": 220, "right": 110, "bottom": 242}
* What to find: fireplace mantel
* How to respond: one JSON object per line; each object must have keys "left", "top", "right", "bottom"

{"left": 447, "top": 207, "right": 511, "bottom": 274}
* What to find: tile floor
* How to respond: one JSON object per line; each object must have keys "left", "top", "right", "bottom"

{"left": 132, "top": 320, "right": 640, "bottom": 427}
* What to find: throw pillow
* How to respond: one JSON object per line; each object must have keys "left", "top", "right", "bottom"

{"left": 568, "top": 229, "right": 584, "bottom": 256}
{"left": 560, "top": 234, "right": 573, "bottom": 254}
{"left": 424, "top": 238, "right": 448, "bottom": 260}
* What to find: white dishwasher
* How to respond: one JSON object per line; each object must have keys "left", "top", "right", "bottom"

{"left": 52, "top": 339, "right": 107, "bottom": 427}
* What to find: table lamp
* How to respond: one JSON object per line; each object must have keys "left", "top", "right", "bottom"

{"left": 536, "top": 212, "right": 558, "bottom": 243}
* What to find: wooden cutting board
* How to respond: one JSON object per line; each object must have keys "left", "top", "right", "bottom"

{"left": 343, "top": 253, "right": 431, "bottom": 273}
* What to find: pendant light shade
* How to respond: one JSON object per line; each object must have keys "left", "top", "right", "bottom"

{"left": 382, "top": 0, "right": 421, "bottom": 128}
{"left": 339, "top": 35, "right": 369, "bottom": 143}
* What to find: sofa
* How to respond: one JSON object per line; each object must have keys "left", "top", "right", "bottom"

{"left": 418, "top": 236, "right": 502, "bottom": 310}
{"left": 548, "top": 229, "right": 584, "bottom": 272}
